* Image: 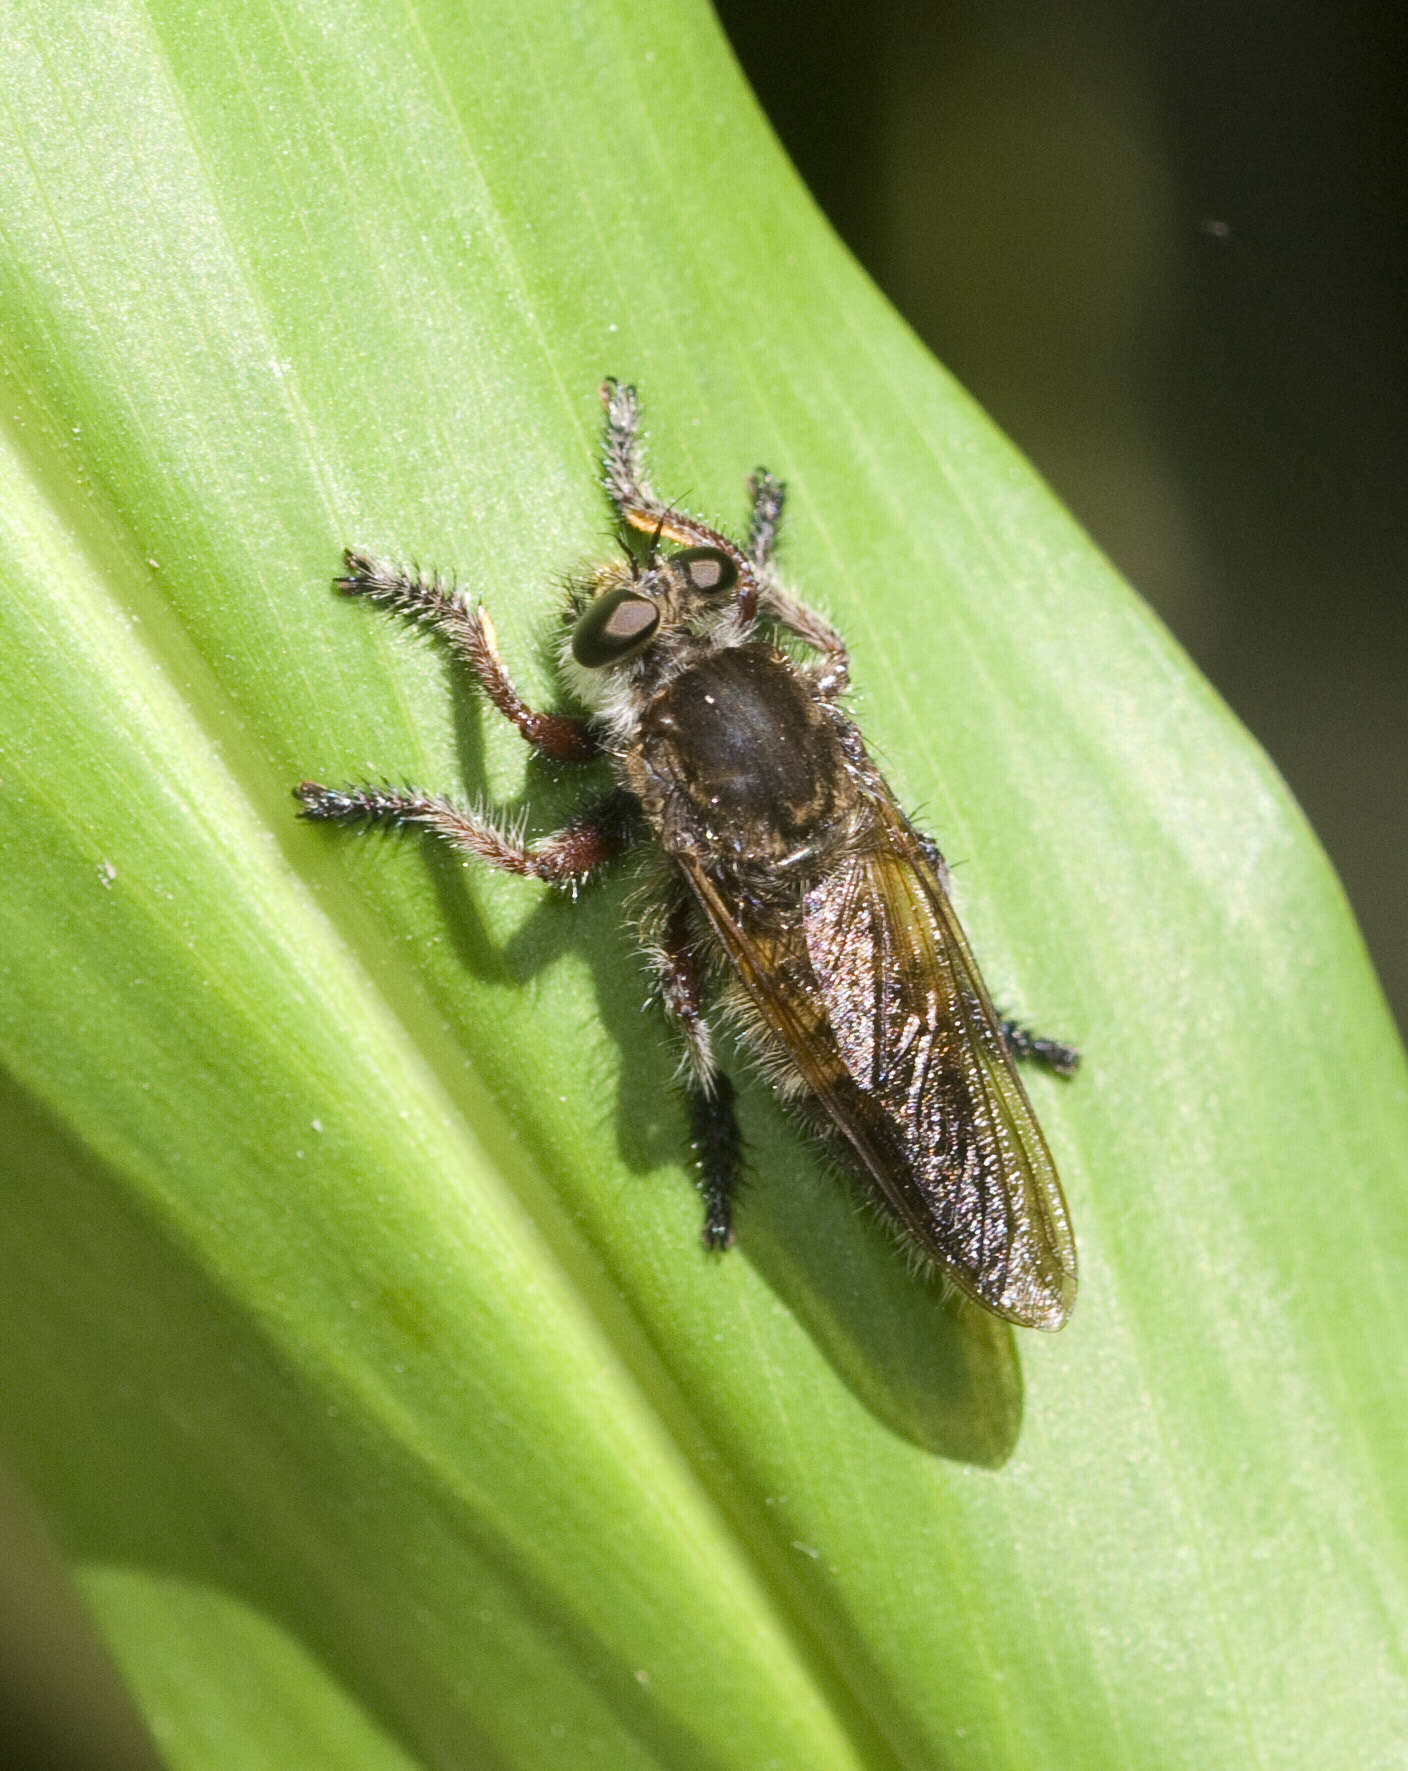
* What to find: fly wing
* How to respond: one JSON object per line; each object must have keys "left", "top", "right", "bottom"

{"left": 804, "top": 807, "right": 1077, "bottom": 1328}
{"left": 682, "top": 811, "right": 1076, "bottom": 1329}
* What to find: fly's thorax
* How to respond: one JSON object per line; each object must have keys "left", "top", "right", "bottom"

{"left": 631, "top": 645, "right": 858, "bottom": 868}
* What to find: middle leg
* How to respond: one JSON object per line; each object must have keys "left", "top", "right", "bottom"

{"left": 295, "top": 782, "right": 636, "bottom": 890}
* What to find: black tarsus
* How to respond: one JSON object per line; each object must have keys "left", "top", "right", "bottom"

{"left": 688, "top": 1072, "right": 744, "bottom": 1250}
{"left": 1000, "top": 1018, "right": 1081, "bottom": 1076}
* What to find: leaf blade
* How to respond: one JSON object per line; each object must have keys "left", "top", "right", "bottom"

{"left": 1, "top": 1, "right": 1406, "bottom": 1767}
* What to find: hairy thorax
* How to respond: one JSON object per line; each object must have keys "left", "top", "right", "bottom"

{"left": 629, "top": 645, "right": 855, "bottom": 870}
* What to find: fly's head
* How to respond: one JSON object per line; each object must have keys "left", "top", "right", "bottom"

{"left": 560, "top": 537, "right": 758, "bottom": 722}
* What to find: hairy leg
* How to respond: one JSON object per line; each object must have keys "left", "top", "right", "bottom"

{"left": 759, "top": 579, "right": 850, "bottom": 695}
{"left": 1000, "top": 1018, "right": 1081, "bottom": 1076}
{"left": 336, "top": 551, "right": 598, "bottom": 763}
{"left": 598, "top": 380, "right": 758, "bottom": 618}
{"left": 295, "top": 783, "right": 635, "bottom": 891}
{"left": 745, "top": 467, "right": 848, "bottom": 692}
{"left": 649, "top": 888, "right": 744, "bottom": 1249}
{"left": 745, "top": 468, "right": 786, "bottom": 569}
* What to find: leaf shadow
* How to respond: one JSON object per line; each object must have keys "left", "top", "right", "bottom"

{"left": 0, "top": 1074, "right": 749, "bottom": 1771}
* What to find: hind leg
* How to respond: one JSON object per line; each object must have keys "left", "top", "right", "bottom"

{"left": 647, "top": 887, "right": 744, "bottom": 1250}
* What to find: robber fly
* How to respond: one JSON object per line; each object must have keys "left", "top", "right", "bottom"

{"left": 297, "top": 381, "right": 1080, "bottom": 1329}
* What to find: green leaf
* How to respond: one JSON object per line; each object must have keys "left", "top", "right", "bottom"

{"left": 2, "top": 2, "right": 1406, "bottom": 1767}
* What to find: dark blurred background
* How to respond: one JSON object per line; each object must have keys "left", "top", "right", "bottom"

{"left": 716, "top": 0, "right": 1408, "bottom": 1033}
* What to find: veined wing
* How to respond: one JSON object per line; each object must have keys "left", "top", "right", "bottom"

{"left": 682, "top": 808, "right": 1076, "bottom": 1329}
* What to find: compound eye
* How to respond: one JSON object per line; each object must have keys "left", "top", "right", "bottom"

{"left": 671, "top": 546, "right": 738, "bottom": 597}
{"left": 571, "top": 587, "right": 661, "bottom": 667}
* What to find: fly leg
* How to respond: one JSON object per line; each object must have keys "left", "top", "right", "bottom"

{"left": 335, "top": 551, "right": 599, "bottom": 763}
{"left": 651, "top": 888, "right": 743, "bottom": 1250}
{"left": 1000, "top": 1018, "right": 1081, "bottom": 1076}
{"left": 599, "top": 381, "right": 756, "bottom": 596}
{"left": 911, "top": 822, "right": 1078, "bottom": 1073}
{"left": 295, "top": 783, "right": 636, "bottom": 891}
{"left": 915, "top": 832, "right": 951, "bottom": 890}
{"left": 743, "top": 469, "right": 850, "bottom": 695}
{"left": 745, "top": 467, "right": 786, "bottom": 569}
{"left": 779, "top": 594, "right": 849, "bottom": 696}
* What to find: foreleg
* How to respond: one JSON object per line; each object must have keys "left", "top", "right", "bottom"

{"left": 738, "top": 471, "right": 849, "bottom": 692}
{"left": 745, "top": 468, "right": 786, "bottom": 569}
{"left": 598, "top": 381, "right": 755, "bottom": 607}
{"left": 761, "top": 581, "right": 850, "bottom": 696}
{"left": 336, "top": 551, "right": 598, "bottom": 763}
